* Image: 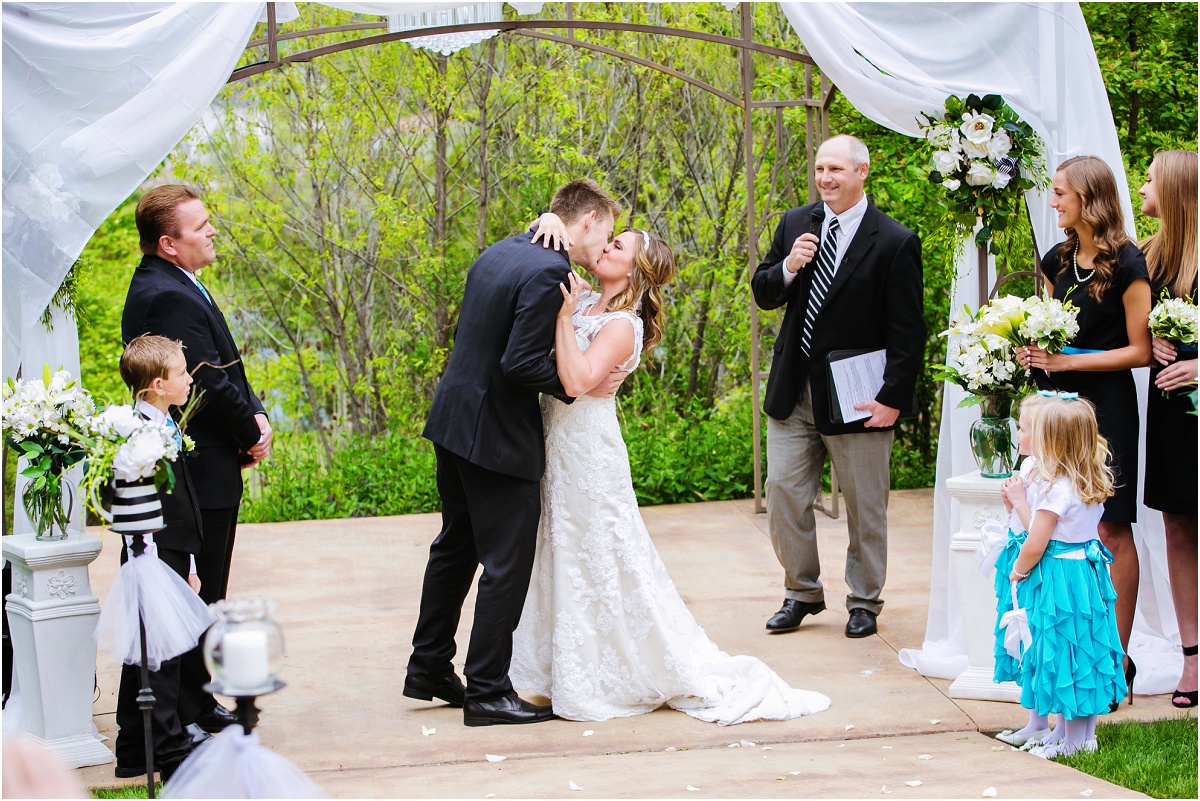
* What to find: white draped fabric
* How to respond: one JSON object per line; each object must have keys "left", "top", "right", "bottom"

{"left": 783, "top": 1, "right": 1179, "bottom": 694}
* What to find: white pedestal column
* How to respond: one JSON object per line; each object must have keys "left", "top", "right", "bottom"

{"left": 946, "top": 470, "right": 1021, "bottom": 702}
{"left": 3, "top": 533, "right": 113, "bottom": 768}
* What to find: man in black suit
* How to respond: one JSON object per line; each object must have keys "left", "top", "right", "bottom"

{"left": 121, "top": 185, "right": 271, "bottom": 734}
{"left": 752, "top": 135, "right": 925, "bottom": 639}
{"left": 405, "top": 179, "right": 620, "bottom": 726}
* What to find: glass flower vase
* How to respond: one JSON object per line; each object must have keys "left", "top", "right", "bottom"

{"left": 21, "top": 474, "right": 76, "bottom": 541}
{"left": 970, "top": 395, "right": 1017, "bottom": 479}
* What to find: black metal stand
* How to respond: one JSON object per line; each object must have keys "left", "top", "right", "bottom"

{"left": 201, "top": 680, "right": 286, "bottom": 735}
{"left": 128, "top": 533, "right": 156, "bottom": 799}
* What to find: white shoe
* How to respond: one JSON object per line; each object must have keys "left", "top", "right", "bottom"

{"left": 1029, "top": 739, "right": 1093, "bottom": 759}
{"left": 996, "top": 726, "right": 1051, "bottom": 747}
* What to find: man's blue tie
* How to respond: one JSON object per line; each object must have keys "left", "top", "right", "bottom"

{"left": 194, "top": 277, "right": 213, "bottom": 305}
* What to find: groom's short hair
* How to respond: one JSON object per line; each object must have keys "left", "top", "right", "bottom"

{"left": 550, "top": 179, "right": 621, "bottom": 225}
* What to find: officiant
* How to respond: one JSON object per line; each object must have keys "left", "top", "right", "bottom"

{"left": 751, "top": 134, "right": 925, "bottom": 640}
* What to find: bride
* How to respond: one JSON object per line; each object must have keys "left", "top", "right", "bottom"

{"left": 510, "top": 221, "right": 831, "bottom": 725}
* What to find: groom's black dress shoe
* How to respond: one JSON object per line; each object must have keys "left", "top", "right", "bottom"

{"left": 765, "top": 599, "right": 826, "bottom": 633}
{"left": 845, "top": 608, "right": 878, "bottom": 638}
{"left": 194, "top": 702, "right": 238, "bottom": 733}
{"left": 463, "top": 693, "right": 557, "bottom": 727}
{"left": 403, "top": 672, "right": 466, "bottom": 707}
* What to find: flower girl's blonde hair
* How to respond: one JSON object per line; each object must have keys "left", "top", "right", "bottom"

{"left": 1026, "top": 393, "right": 1114, "bottom": 506}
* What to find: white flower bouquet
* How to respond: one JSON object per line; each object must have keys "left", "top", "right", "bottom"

{"left": 1, "top": 366, "right": 95, "bottom": 537}
{"left": 917, "top": 94, "right": 1048, "bottom": 252}
{"left": 1148, "top": 291, "right": 1198, "bottom": 346}
{"left": 937, "top": 294, "right": 1080, "bottom": 405}
{"left": 81, "top": 398, "right": 199, "bottom": 519}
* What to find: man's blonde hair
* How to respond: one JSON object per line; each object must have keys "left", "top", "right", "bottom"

{"left": 120, "top": 334, "right": 185, "bottom": 401}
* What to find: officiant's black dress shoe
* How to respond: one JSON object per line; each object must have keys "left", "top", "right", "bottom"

{"left": 845, "top": 608, "right": 878, "bottom": 638}
{"left": 194, "top": 702, "right": 238, "bottom": 733}
{"left": 403, "top": 672, "right": 466, "bottom": 707}
{"left": 463, "top": 693, "right": 557, "bottom": 727}
{"left": 765, "top": 599, "right": 826, "bottom": 633}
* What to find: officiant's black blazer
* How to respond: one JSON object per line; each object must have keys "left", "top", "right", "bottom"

{"left": 423, "top": 232, "right": 572, "bottom": 482}
{"left": 122, "top": 255, "right": 265, "bottom": 509}
{"left": 752, "top": 200, "right": 925, "bottom": 436}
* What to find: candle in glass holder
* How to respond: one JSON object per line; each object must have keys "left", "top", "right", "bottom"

{"left": 221, "top": 629, "right": 270, "bottom": 690}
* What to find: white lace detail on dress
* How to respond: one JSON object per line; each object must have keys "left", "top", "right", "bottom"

{"left": 511, "top": 291, "right": 830, "bottom": 724}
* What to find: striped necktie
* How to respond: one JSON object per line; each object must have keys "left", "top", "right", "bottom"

{"left": 800, "top": 216, "right": 840, "bottom": 356}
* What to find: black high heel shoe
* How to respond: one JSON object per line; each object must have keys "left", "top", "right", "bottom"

{"left": 1109, "top": 658, "right": 1137, "bottom": 714}
{"left": 1172, "top": 645, "right": 1198, "bottom": 709}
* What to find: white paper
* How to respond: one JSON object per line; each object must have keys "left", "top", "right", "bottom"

{"left": 829, "top": 350, "right": 886, "bottom": 423}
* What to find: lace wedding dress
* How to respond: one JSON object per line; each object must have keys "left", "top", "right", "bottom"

{"left": 511, "top": 292, "right": 831, "bottom": 725}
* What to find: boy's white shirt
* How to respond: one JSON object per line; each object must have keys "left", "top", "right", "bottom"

{"left": 134, "top": 399, "right": 198, "bottom": 578}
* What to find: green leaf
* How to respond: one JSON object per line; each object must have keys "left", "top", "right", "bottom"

{"left": 982, "top": 94, "right": 1004, "bottom": 110}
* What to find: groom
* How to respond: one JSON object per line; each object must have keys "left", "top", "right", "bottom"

{"left": 406, "top": 179, "right": 621, "bottom": 726}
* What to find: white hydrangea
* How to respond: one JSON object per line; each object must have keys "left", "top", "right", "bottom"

{"left": 1148, "top": 297, "right": 1198, "bottom": 344}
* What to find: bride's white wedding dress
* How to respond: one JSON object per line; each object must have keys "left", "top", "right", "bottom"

{"left": 511, "top": 292, "right": 831, "bottom": 725}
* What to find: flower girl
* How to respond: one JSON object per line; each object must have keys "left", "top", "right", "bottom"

{"left": 994, "top": 391, "right": 1126, "bottom": 758}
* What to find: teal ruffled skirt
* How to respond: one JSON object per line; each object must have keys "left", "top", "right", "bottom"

{"left": 1018, "top": 539, "right": 1127, "bottom": 719}
{"left": 992, "top": 528, "right": 1027, "bottom": 685}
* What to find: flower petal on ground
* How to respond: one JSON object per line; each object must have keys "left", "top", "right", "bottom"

{"left": 982, "top": 787, "right": 997, "bottom": 798}
{"left": 930, "top": 719, "right": 941, "bottom": 724}
{"left": 1080, "top": 791, "right": 1093, "bottom": 798}
{"left": 845, "top": 724, "right": 855, "bottom": 731}
{"left": 582, "top": 730, "right": 594, "bottom": 737}
{"left": 422, "top": 726, "right": 436, "bottom": 736}
{"left": 485, "top": 754, "right": 506, "bottom": 763}
{"left": 906, "top": 781, "right": 922, "bottom": 787}
{"left": 918, "top": 754, "right": 932, "bottom": 760}
{"left": 740, "top": 739, "right": 756, "bottom": 747}
{"left": 569, "top": 781, "right": 582, "bottom": 791}
{"left": 687, "top": 786, "right": 700, "bottom": 792}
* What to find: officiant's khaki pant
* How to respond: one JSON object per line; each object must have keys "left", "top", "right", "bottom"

{"left": 766, "top": 385, "right": 893, "bottom": 615}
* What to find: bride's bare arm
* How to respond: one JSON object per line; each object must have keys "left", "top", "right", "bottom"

{"left": 555, "top": 273, "right": 636, "bottom": 397}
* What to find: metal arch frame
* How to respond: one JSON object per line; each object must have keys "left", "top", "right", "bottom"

{"left": 230, "top": 2, "right": 838, "bottom": 516}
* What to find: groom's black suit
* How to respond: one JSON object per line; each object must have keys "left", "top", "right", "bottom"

{"left": 411, "top": 232, "right": 572, "bottom": 704}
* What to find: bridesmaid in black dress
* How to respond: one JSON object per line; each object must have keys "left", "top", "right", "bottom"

{"left": 1020, "top": 156, "right": 1152, "bottom": 704}
{"left": 1138, "top": 149, "right": 1198, "bottom": 709}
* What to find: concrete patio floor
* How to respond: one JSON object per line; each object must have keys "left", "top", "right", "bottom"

{"left": 77, "top": 489, "right": 1182, "bottom": 798}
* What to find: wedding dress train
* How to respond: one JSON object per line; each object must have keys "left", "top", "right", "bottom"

{"left": 511, "top": 293, "right": 831, "bottom": 725}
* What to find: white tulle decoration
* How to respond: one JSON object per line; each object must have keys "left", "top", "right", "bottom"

{"left": 162, "top": 726, "right": 328, "bottom": 798}
{"left": 94, "top": 536, "right": 214, "bottom": 671}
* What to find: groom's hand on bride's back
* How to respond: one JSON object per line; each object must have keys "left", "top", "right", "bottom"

{"left": 586, "top": 367, "right": 628, "bottom": 399}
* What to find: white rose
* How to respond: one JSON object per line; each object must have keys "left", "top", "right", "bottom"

{"left": 991, "top": 171, "right": 1012, "bottom": 190}
{"left": 965, "top": 161, "right": 997, "bottom": 186}
{"left": 960, "top": 112, "right": 996, "bottom": 145}
{"left": 932, "top": 150, "right": 961, "bottom": 175}
{"left": 95, "top": 405, "right": 142, "bottom": 439}
{"left": 112, "top": 430, "right": 167, "bottom": 481}
{"left": 943, "top": 179, "right": 961, "bottom": 191}
{"left": 960, "top": 137, "right": 989, "bottom": 160}
{"left": 987, "top": 129, "right": 1012, "bottom": 161}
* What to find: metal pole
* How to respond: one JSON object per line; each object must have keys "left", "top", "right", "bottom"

{"left": 130, "top": 534, "right": 156, "bottom": 798}
{"left": 741, "top": 3, "right": 763, "bottom": 515}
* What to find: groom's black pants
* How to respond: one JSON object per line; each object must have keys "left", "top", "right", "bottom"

{"left": 408, "top": 444, "right": 541, "bottom": 704}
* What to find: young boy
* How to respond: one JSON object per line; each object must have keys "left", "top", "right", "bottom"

{"left": 113, "top": 334, "right": 204, "bottom": 782}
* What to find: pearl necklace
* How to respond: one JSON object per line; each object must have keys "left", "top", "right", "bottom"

{"left": 1072, "top": 243, "right": 1095, "bottom": 283}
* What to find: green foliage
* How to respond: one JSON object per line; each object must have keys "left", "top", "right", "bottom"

{"left": 1056, "top": 715, "right": 1198, "bottom": 800}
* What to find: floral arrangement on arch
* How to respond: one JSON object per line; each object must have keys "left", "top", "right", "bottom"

{"left": 917, "top": 94, "right": 1048, "bottom": 253}
{"left": 936, "top": 294, "right": 1079, "bottom": 406}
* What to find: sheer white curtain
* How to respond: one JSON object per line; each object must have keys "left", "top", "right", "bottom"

{"left": 783, "top": 1, "right": 1178, "bottom": 693}
{"left": 2, "top": 2, "right": 267, "bottom": 379}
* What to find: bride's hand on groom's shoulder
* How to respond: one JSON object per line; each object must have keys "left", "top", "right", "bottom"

{"left": 532, "top": 212, "right": 572, "bottom": 251}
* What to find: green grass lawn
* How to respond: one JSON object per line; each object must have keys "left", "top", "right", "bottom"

{"left": 90, "top": 783, "right": 157, "bottom": 799}
{"left": 1056, "top": 714, "right": 1198, "bottom": 799}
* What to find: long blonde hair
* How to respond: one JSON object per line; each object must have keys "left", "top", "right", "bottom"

{"left": 1054, "top": 156, "right": 1131, "bottom": 302}
{"left": 1027, "top": 394, "right": 1114, "bottom": 506}
{"left": 606, "top": 229, "right": 676, "bottom": 352}
{"left": 1140, "top": 150, "right": 1198, "bottom": 299}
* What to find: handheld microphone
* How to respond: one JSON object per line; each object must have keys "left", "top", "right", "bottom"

{"left": 808, "top": 205, "right": 826, "bottom": 246}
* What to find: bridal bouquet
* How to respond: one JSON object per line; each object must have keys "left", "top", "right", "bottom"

{"left": 81, "top": 401, "right": 198, "bottom": 518}
{"left": 1148, "top": 291, "right": 1197, "bottom": 346}
{"left": 917, "top": 94, "right": 1048, "bottom": 251}
{"left": 1014, "top": 295, "right": 1081, "bottom": 353}
{"left": 2, "top": 367, "right": 95, "bottom": 538}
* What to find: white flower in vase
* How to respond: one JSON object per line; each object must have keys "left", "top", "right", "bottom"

{"left": 112, "top": 428, "right": 170, "bottom": 482}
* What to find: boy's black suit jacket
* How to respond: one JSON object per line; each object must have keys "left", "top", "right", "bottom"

{"left": 752, "top": 200, "right": 926, "bottom": 436}
{"left": 423, "top": 232, "right": 572, "bottom": 481}
{"left": 122, "top": 255, "right": 265, "bottom": 509}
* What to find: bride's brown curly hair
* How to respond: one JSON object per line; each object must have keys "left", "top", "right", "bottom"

{"left": 606, "top": 229, "right": 675, "bottom": 352}
{"left": 1054, "top": 156, "right": 1131, "bottom": 301}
